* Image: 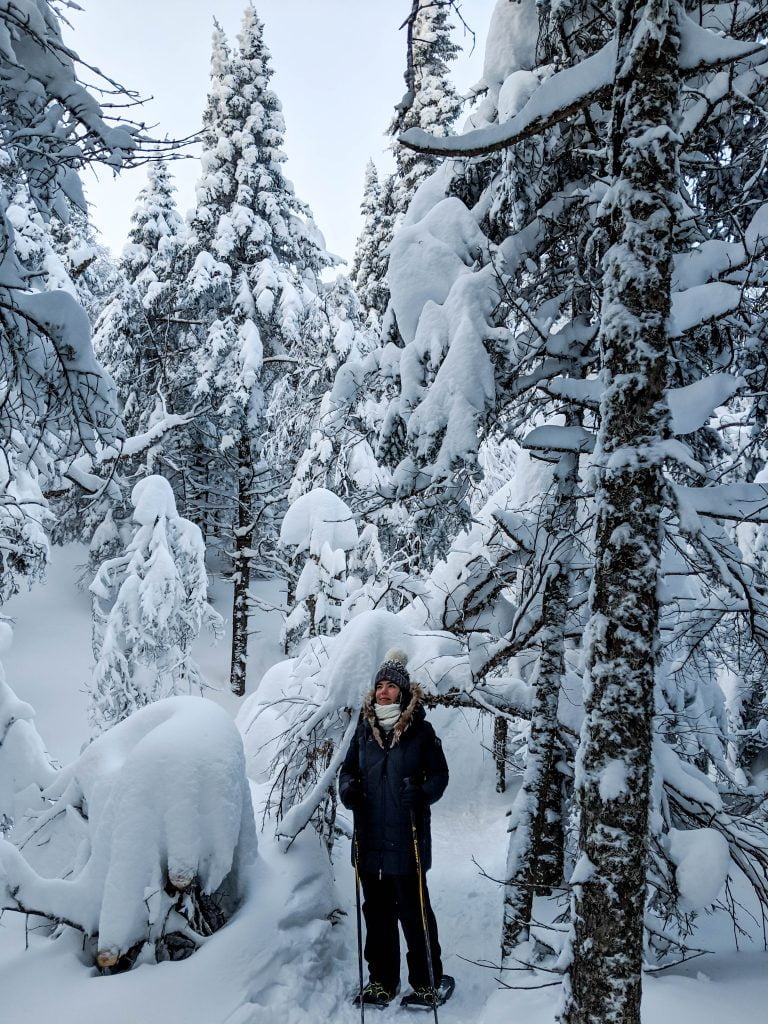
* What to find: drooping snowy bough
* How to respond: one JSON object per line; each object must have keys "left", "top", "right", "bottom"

{"left": 0, "top": 697, "right": 256, "bottom": 971}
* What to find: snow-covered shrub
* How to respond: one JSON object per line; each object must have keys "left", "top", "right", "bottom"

{"left": 0, "top": 457, "right": 51, "bottom": 602}
{"left": 0, "top": 697, "right": 256, "bottom": 971}
{"left": 88, "top": 476, "right": 222, "bottom": 732}
{"left": 279, "top": 488, "right": 359, "bottom": 650}
{"left": 0, "top": 625, "right": 56, "bottom": 835}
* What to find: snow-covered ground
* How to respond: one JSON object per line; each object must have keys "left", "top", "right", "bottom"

{"left": 1, "top": 546, "right": 766, "bottom": 1023}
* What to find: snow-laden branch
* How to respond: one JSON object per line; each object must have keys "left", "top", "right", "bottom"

{"left": 399, "top": 40, "right": 616, "bottom": 158}
{"left": 276, "top": 714, "right": 357, "bottom": 843}
{"left": 675, "top": 483, "right": 768, "bottom": 523}
{"left": 62, "top": 413, "right": 191, "bottom": 494}
{"left": 399, "top": 20, "right": 765, "bottom": 159}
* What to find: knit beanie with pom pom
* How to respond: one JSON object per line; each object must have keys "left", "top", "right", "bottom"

{"left": 373, "top": 648, "right": 411, "bottom": 703}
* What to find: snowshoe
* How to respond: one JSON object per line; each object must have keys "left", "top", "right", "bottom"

{"left": 353, "top": 981, "right": 400, "bottom": 1010}
{"left": 401, "top": 975, "right": 455, "bottom": 1010}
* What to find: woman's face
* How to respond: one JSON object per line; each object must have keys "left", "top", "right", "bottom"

{"left": 375, "top": 680, "right": 401, "bottom": 705}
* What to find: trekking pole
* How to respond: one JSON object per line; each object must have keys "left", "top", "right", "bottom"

{"left": 353, "top": 830, "right": 365, "bottom": 1023}
{"left": 409, "top": 809, "right": 439, "bottom": 1024}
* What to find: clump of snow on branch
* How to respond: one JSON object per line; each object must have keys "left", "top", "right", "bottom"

{"left": 667, "top": 828, "right": 730, "bottom": 911}
{"left": 279, "top": 488, "right": 359, "bottom": 648}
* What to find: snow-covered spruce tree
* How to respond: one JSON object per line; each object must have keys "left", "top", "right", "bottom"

{"left": 678, "top": 1, "right": 768, "bottom": 790}
{"left": 182, "top": 8, "right": 331, "bottom": 695}
{"left": 352, "top": 169, "right": 397, "bottom": 326}
{"left": 88, "top": 476, "right": 221, "bottom": 733}
{"left": 267, "top": 274, "right": 370, "bottom": 507}
{"left": 0, "top": 161, "right": 125, "bottom": 561}
{"left": 278, "top": 488, "right": 359, "bottom": 651}
{"left": 389, "top": 0, "right": 462, "bottom": 220}
{"left": 280, "top": 291, "right": 434, "bottom": 629}
{"left": 96, "top": 160, "right": 188, "bottom": 440}
{"left": 48, "top": 199, "right": 121, "bottom": 325}
{"left": 350, "top": 1, "right": 461, "bottom": 326}
{"left": 375, "top": 0, "right": 611, "bottom": 960}
{"left": 62, "top": 160, "right": 195, "bottom": 559}
{"left": 350, "top": 161, "right": 391, "bottom": 324}
{"left": 385, "top": 0, "right": 768, "bottom": 988}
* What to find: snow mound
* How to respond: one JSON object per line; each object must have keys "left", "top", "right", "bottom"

{"left": 0, "top": 697, "right": 256, "bottom": 968}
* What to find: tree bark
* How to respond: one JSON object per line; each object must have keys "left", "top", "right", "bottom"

{"left": 493, "top": 715, "right": 508, "bottom": 793}
{"left": 561, "top": 3, "right": 680, "bottom": 1022}
{"left": 229, "top": 432, "right": 254, "bottom": 696}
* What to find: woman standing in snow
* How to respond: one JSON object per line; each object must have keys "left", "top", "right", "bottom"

{"left": 339, "top": 649, "right": 452, "bottom": 1010}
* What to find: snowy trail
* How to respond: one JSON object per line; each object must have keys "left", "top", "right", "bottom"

{"left": 3, "top": 548, "right": 768, "bottom": 1023}
{"left": 315, "top": 707, "right": 514, "bottom": 1024}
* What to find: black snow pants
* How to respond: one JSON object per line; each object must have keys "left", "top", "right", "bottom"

{"left": 360, "top": 871, "right": 443, "bottom": 993}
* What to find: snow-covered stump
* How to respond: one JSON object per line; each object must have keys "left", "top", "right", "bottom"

{"left": 0, "top": 697, "right": 256, "bottom": 971}
{"left": 560, "top": 4, "right": 681, "bottom": 1024}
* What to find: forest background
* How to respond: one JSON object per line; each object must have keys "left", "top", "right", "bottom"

{"left": 1, "top": 2, "right": 768, "bottom": 1023}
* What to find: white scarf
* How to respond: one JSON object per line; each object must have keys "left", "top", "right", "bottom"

{"left": 374, "top": 703, "right": 401, "bottom": 734}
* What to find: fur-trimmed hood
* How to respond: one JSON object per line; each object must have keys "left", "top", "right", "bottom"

{"left": 361, "top": 681, "right": 426, "bottom": 749}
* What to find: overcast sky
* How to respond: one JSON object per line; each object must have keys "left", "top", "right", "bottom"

{"left": 63, "top": 0, "right": 496, "bottom": 266}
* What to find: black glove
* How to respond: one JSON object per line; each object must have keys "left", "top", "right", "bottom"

{"left": 342, "top": 779, "right": 363, "bottom": 810}
{"left": 401, "top": 778, "right": 424, "bottom": 811}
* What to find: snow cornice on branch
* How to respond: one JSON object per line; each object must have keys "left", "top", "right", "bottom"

{"left": 400, "top": 41, "right": 616, "bottom": 159}
{"left": 399, "top": 18, "right": 766, "bottom": 159}
{"left": 674, "top": 483, "right": 768, "bottom": 524}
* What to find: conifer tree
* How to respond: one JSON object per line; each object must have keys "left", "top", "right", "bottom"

{"left": 49, "top": 201, "right": 121, "bottom": 326}
{"left": 382, "top": 1, "right": 768, "bottom": 1015}
{"left": 89, "top": 476, "right": 221, "bottom": 733}
{"left": 350, "top": 2, "right": 461, "bottom": 325}
{"left": 96, "top": 161, "right": 188, "bottom": 440}
{"left": 183, "top": 6, "right": 331, "bottom": 695}
{"left": 350, "top": 161, "right": 392, "bottom": 323}
{"left": 51, "top": 162, "right": 192, "bottom": 555}
{"left": 389, "top": 0, "right": 462, "bottom": 219}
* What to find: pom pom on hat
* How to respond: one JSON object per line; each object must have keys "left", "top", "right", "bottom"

{"left": 383, "top": 648, "right": 409, "bottom": 668}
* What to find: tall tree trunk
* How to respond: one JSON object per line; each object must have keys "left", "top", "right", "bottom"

{"left": 501, "top": 448, "right": 576, "bottom": 958}
{"left": 230, "top": 432, "right": 254, "bottom": 696}
{"left": 561, "top": 3, "right": 680, "bottom": 1022}
{"left": 493, "top": 715, "right": 508, "bottom": 793}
